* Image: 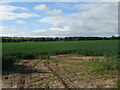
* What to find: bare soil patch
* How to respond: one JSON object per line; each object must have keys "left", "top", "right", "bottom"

{"left": 2, "top": 54, "right": 117, "bottom": 88}
{"left": 50, "top": 54, "right": 104, "bottom": 60}
{"left": 44, "top": 61, "right": 75, "bottom": 88}
{"left": 50, "top": 54, "right": 117, "bottom": 88}
{"left": 2, "top": 60, "right": 64, "bottom": 88}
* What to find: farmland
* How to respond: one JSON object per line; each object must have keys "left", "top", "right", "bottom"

{"left": 2, "top": 40, "right": 119, "bottom": 88}
{"left": 2, "top": 40, "right": 118, "bottom": 57}
{"left": 2, "top": 40, "right": 118, "bottom": 69}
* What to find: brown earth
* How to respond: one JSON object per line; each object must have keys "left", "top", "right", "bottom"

{"left": 50, "top": 54, "right": 104, "bottom": 60}
{"left": 2, "top": 60, "right": 64, "bottom": 88}
{"left": 50, "top": 54, "right": 117, "bottom": 88}
{"left": 2, "top": 54, "right": 118, "bottom": 88}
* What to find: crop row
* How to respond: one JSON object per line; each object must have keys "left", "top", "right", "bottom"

{"left": 2, "top": 40, "right": 118, "bottom": 70}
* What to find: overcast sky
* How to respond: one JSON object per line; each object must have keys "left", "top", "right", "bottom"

{"left": 0, "top": 1, "right": 118, "bottom": 37}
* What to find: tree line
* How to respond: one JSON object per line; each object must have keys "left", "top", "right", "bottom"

{"left": 1, "top": 36, "right": 119, "bottom": 43}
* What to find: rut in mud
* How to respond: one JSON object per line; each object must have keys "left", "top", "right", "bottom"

{"left": 18, "top": 60, "right": 39, "bottom": 88}
{"left": 50, "top": 54, "right": 117, "bottom": 88}
{"left": 44, "top": 61, "right": 75, "bottom": 88}
{"left": 2, "top": 54, "right": 118, "bottom": 88}
{"left": 2, "top": 60, "right": 37, "bottom": 88}
{"left": 2, "top": 60, "right": 64, "bottom": 88}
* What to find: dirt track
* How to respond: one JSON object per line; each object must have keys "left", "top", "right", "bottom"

{"left": 2, "top": 60, "right": 34, "bottom": 88}
{"left": 2, "top": 60, "right": 64, "bottom": 88}
{"left": 50, "top": 54, "right": 104, "bottom": 60}
{"left": 44, "top": 61, "right": 75, "bottom": 88}
{"left": 2, "top": 55, "right": 118, "bottom": 88}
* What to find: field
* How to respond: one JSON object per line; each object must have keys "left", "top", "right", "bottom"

{"left": 2, "top": 40, "right": 119, "bottom": 88}
{"left": 2, "top": 40, "right": 118, "bottom": 59}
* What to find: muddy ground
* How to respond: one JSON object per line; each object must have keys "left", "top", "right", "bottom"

{"left": 2, "top": 54, "right": 118, "bottom": 88}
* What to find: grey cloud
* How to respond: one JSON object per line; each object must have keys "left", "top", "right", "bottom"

{"left": 18, "top": 3, "right": 118, "bottom": 37}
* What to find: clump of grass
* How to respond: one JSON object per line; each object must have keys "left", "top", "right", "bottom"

{"left": 22, "top": 53, "right": 37, "bottom": 59}
{"left": 38, "top": 55, "right": 50, "bottom": 60}
{"left": 2, "top": 56, "right": 17, "bottom": 70}
{"left": 90, "top": 56, "right": 117, "bottom": 70}
{"left": 117, "top": 80, "right": 120, "bottom": 88}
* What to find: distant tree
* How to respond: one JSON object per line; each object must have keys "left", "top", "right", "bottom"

{"left": 64, "top": 37, "right": 69, "bottom": 41}
{"left": 60, "top": 38, "right": 63, "bottom": 41}
{"left": 41, "top": 37, "right": 46, "bottom": 41}
{"left": 111, "top": 36, "right": 115, "bottom": 40}
{"left": 85, "top": 37, "right": 87, "bottom": 40}
{"left": 49, "top": 38, "right": 53, "bottom": 41}
{"left": 55, "top": 37, "right": 59, "bottom": 41}
{"left": 103, "top": 37, "right": 106, "bottom": 40}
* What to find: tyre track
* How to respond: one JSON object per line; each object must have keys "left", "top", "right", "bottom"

{"left": 17, "top": 60, "right": 32, "bottom": 89}
{"left": 44, "top": 61, "right": 75, "bottom": 88}
{"left": 18, "top": 60, "right": 40, "bottom": 88}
